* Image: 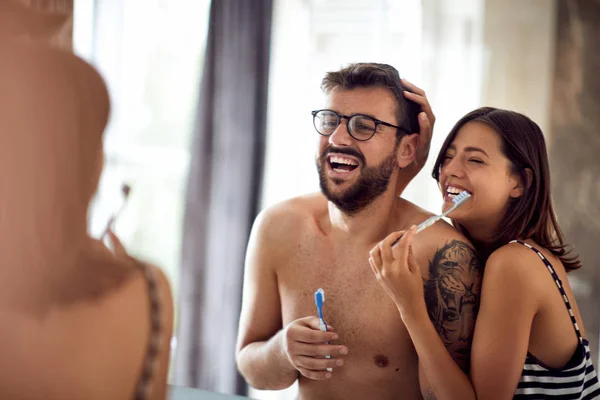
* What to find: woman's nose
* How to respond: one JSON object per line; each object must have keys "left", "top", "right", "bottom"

{"left": 441, "top": 157, "right": 464, "bottom": 179}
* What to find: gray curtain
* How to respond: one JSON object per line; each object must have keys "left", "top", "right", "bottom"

{"left": 173, "top": 0, "right": 273, "bottom": 395}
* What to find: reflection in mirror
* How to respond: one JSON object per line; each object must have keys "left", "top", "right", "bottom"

{"left": 74, "top": 0, "right": 212, "bottom": 383}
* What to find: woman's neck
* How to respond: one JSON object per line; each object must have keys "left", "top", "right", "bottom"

{"left": 455, "top": 222, "right": 500, "bottom": 263}
{"left": 469, "top": 239, "right": 497, "bottom": 262}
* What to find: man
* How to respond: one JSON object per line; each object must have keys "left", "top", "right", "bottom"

{"left": 236, "top": 63, "right": 481, "bottom": 399}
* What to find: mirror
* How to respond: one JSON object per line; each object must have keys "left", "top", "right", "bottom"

{"left": 70, "top": 0, "right": 599, "bottom": 399}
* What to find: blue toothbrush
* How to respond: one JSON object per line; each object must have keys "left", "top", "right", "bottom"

{"left": 314, "top": 288, "right": 332, "bottom": 372}
{"left": 315, "top": 288, "right": 327, "bottom": 331}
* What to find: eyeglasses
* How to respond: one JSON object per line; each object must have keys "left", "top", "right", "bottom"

{"left": 311, "top": 109, "right": 411, "bottom": 142}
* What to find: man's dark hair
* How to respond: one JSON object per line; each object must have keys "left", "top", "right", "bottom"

{"left": 321, "top": 63, "right": 420, "bottom": 138}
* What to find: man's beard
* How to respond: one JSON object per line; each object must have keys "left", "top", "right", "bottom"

{"left": 316, "top": 147, "right": 398, "bottom": 216}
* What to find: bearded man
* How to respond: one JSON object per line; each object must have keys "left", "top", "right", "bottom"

{"left": 236, "top": 63, "right": 481, "bottom": 400}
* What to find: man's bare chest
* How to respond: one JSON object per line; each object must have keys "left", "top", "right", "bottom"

{"left": 277, "top": 248, "right": 417, "bottom": 370}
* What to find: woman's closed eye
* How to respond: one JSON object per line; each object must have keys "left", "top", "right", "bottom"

{"left": 468, "top": 158, "right": 484, "bottom": 164}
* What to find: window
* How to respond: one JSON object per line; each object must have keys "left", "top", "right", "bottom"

{"left": 73, "top": 0, "right": 211, "bottom": 330}
{"left": 261, "top": 0, "right": 424, "bottom": 211}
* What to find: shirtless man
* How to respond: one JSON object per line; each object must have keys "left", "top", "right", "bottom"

{"left": 236, "top": 63, "right": 481, "bottom": 399}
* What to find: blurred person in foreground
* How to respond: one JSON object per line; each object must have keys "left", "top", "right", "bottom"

{"left": 0, "top": 40, "right": 173, "bottom": 400}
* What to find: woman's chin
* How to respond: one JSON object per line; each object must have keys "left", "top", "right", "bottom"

{"left": 446, "top": 209, "right": 467, "bottom": 224}
{"left": 443, "top": 197, "right": 473, "bottom": 223}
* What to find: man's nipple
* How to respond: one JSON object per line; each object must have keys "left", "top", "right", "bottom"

{"left": 374, "top": 354, "right": 389, "bottom": 368}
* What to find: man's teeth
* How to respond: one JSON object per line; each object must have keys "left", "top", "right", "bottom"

{"left": 330, "top": 156, "right": 358, "bottom": 166}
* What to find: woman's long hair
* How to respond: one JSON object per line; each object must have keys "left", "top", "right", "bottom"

{"left": 432, "top": 107, "right": 581, "bottom": 271}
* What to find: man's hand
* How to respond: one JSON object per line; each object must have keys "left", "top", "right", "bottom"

{"left": 400, "top": 78, "right": 436, "bottom": 180}
{"left": 282, "top": 316, "right": 348, "bottom": 380}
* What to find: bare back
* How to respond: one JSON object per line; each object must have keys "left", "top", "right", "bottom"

{"left": 0, "top": 250, "right": 173, "bottom": 400}
{"left": 0, "top": 41, "right": 174, "bottom": 400}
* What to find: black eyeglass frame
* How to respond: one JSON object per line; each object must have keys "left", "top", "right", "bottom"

{"left": 311, "top": 109, "right": 413, "bottom": 141}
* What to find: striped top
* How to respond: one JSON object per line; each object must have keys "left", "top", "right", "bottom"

{"left": 133, "top": 261, "right": 163, "bottom": 400}
{"left": 510, "top": 240, "right": 600, "bottom": 399}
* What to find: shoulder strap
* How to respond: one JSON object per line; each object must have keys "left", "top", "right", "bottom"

{"left": 509, "top": 240, "right": 583, "bottom": 343}
{"left": 133, "top": 260, "right": 162, "bottom": 400}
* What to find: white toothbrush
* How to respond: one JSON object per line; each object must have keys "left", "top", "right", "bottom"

{"left": 392, "top": 191, "right": 471, "bottom": 248}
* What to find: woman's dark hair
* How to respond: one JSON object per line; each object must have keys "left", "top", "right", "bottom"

{"left": 432, "top": 107, "right": 581, "bottom": 271}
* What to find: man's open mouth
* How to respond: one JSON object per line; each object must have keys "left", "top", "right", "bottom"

{"left": 328, "top": 155, "right": 359, "bottom": 173}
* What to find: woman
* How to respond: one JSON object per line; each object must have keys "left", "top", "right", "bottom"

{"left": 0, "top": 41, "right": 173, "bottom": 399}
{"left": 369, "top": 107, "right": 600, "bottom": 399}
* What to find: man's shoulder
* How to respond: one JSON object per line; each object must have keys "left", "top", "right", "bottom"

{"left": 395, "top": 197, "right": 435, "bottom": 226}
{"left": 420, "top": 220, "right": 472, "bottom": 250}
{"left": 394, "top": 197, "right": 474, "bottom": 256}
{"left": 428, "top": 221, "right": 475, "bottom": 253}
{"left": 408, "top": 212, "right": 473, "bottom": 255}
{"left": 251, "top": 192, "right": 325, "bottom": 241}
{"left": 413, "top": 221, "right": 479, "bottom": 279}
{"left": 256, "top": 192, "right": 324, "bottom": 223}
{"left": 394, "top": 198, "right": 471, "bottom": 241}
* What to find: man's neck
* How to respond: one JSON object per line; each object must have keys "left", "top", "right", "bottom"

{"left": 327, "top": 189, "right": 399, "bottom": 245}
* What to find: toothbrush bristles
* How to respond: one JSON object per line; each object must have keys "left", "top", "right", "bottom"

{"left": 317, "top": 288, "right": 325, "bottom": 302}
{"left": 452, "top": 191, "right": 471, "bottom": 205}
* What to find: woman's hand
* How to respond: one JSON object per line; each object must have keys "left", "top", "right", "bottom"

{"left": 369, "top": 225, "right": 426, "bottom": 320}
{"left": 401, "top": 78, "right": 435, "bottom": 176}
{"left": 105, "top": 228, "right": 128, "bottom": 257}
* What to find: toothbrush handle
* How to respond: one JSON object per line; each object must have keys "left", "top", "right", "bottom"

{"left": 390, "top": 199, "right": 467, "bottom": 248}
{"left": 319, "top": 320, "right": 333, "bottom": 372}
{"left": 391, "top": 215, "right": 440, "bottom": 248}
{"left": 416, "top": 215, "right": 440, "bottom": 234}
{"left": 319, "top": 320, "right": 328, "bottom": 332}
{"left": 441, "top": 204, "right": 457, "bottom": 218}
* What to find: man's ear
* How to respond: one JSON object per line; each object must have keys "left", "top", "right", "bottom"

{"left": 509, "top": 167, "right": 533, "bottom": 198}
{"left": 396, "top": 133, "right": 419, "bottom": 169}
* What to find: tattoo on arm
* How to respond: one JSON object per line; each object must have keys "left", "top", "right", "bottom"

{"left": 424, "top": 240, "right": 482, "bottom": 371}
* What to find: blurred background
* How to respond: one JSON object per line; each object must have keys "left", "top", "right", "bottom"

{"left": 29, "top": 0, "right": 600, "bottom": 398}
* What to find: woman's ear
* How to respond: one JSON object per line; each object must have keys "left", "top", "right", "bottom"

{"left": 396, "top": 133, "right": 419, "bottom": 169}
{"left": 509, "top": 167, "right": 533, "bottom": 198}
